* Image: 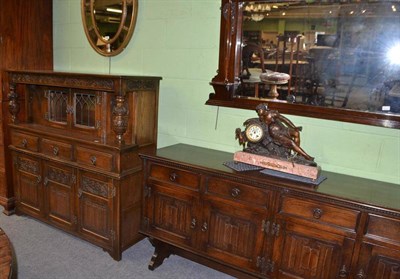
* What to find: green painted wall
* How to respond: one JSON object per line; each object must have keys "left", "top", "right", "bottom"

{"left": 53, "top": 0, "right": 400, "bottom": 185}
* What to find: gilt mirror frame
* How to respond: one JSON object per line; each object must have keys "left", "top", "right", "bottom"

{"left": 81, "top": 0, "right": 138, "bottom": 57}
{"left": 207, "top": 0, "right": 400, "bottom": 129}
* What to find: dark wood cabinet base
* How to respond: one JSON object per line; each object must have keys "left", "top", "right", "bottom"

{"left": 140, "top": 144, "right": 400, "bottom": 279}
{"left": 147, "top": 239, "right": 172, "bottom": 271}
{"left": 146, "top": 238, "right": 259, "bottom": 278}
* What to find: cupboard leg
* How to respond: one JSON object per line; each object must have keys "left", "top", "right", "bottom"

{"left": 2, "top": 207, "right": 15, "bottom": 216}
{"left": 105, "top": 248, "right": 122, "bottom": 261}
{"left": 148, "top": 241, "right": 172, "bottom": 270}
{"left": 1, "top": 198, "right": 15, "bottom": 216}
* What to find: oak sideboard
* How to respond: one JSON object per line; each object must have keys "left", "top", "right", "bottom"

{"left": 140, "top": 144, "right": 400, "bottom": 278}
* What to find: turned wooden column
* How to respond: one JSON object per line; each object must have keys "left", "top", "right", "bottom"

{"left": 112, "top": 95, "right": 129, "bottom": 143}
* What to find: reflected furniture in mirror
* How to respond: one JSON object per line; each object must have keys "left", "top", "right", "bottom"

{"left": 207, "top": 0, "right": 400, "bottom": 128}
{"left": 5, "top": 70, "right": 161, "bottom": 260}
{"left": 81, "top": 0, "right": 138, "bottom": 56}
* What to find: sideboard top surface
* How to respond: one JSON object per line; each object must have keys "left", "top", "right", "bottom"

{"left": 141, "top": 144, "right": 400, "bottom": 212}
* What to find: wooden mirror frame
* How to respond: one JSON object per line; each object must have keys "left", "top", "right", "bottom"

{"left": 207, "top": 0, "right": 400, "bottom": 129}
{"left": 81, "top": 0, "right": 138, "bottom": 57}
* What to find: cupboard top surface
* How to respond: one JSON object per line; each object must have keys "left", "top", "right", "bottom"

{"left": 6, "top": 70, "right": 162, "bottom": 81}
{"left": 140, "top": 144, "right": 400, "bottom": 212}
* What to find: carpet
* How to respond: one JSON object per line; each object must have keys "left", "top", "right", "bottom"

{"left": 0, "top": 206, "right": 233, "bottom": 279}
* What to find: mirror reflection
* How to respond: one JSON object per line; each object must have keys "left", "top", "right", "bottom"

{"left": 81, "top": 0, "right": 138, "bottom": 56}
{"left": 93, "top": 0, "right": 124, "bottom": 38}
{"left": 237, "top": 1, "right": 400, "bottom": 114}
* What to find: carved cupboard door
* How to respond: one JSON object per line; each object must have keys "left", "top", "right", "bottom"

{"left": 43, "top": 162, "right": 76, "bottom": 232}
{"left": 142, "top": 182, "right": 200, "bottom": 249}
{"left": 76, "top": 170, "right": 114, "bottom": 249}
{"left": 200, "top": 199, "right": 267, "bottom": 276}
{"left": 12, "top": 153, "right": 44, "bottom": 218}
{"left": 356, "top": 242, "right": 400, "bottom": 278}
{"left": 272, "top": 221, "right": 355, "bottom": 279}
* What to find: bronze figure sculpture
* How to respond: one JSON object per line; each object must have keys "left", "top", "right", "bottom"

{"left": 236, "top": 103, "right": 316, "bottom": 166}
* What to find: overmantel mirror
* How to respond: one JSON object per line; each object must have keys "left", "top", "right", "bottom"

{"left": 81, "top": 0, "right": 138, "bottom": 56}
{"left": 208, "top": 0, "right": 400, "bottom": 128}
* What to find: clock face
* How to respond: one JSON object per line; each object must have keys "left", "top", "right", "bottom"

{"left": 245, "top": 123, "right": 264, "bottom": 143}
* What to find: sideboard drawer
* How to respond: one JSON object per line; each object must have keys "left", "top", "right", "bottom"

{"left": 76, "top": 146, "right": 114, "bottom": 172}
{"left": 366, "top": 214, "right": 400, "bottom": 244}
{"left": 148, "top": 163, "right": 200, "bottom": 190}
{"left": 206, "top": 177, "right": 269, "bottom": 207}
{"left": 280, "top": 196, "right": 360, "bottom": 231}
{"left": 11, "top": 131, "right": 39, "bottom": 152}
{"left": 41, "top": 138, "right": 73, "bottom": 161}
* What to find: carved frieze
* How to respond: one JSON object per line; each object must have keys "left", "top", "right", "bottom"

{"left": 9, "top": 73, "right": 114, "bottom": 91}
{"left": 17, "top": 157, "right": 40, "bottom": 174}
{"left": 47, "top": 166, "right": 72, "bottom": 186}
{"left": 81, "top": 176, "right": 109, "bottom": 198}
{"left": 126, "top": 79, "right": 158, "bottom": 91}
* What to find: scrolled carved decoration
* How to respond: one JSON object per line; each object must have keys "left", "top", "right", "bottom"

{"left": 10, "top": 73, "right": 114, "bottom": 91}
{"left": 8, "top": 83, "right": 20, "bottom": 123}
{"left": 17, "top": 157, "right": 40, "bottom": 175}
{"left": 126, "top": 79, "right": 158, "bottom": 91}
{"left": 47, "top": 166, "right": 72, "bottom": 186}
{"left": 81, "top": 176, "right": 109, "bottom": 198}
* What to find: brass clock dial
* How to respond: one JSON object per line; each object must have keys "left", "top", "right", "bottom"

{"left": 245, "top": 123, "right": 264, "bottom": 143}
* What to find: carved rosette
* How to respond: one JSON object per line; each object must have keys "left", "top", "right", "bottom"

{"left": 112, "top": 96, "right": 129, "bottom": 143}
{"left": 8, "top": 83, "right": 20, "bottom": 123}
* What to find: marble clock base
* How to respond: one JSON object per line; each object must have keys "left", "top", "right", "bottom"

{"left": 234, "top": 151, "right": 320, "bottom": 180}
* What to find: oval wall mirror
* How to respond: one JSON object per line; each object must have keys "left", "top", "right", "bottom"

{"left": 81, "top": 0, "right": 138, "bottom": 56}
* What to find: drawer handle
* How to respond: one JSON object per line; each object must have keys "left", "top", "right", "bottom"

{"left": 356, "top": 269, "right": 366, "bottom": 279}
{"left": 190, "top": 218, "right": 197, "bottom": 229}
{"left": 53, "top": 146, "right": 59, "bottom": 156}
{"left": 339, "top": 265, "right": 348, "bottom": 278}
{"left": 21, "top": 138, "right": 28, "bottom": 148}
{"left": 201, "top": 222, "right": 208, "bottom": 232}
{"left": 231, "top": 187, "right": 241, "bottom": 198}
{"left": 169, "top": 172, "right": 178, "bottom": 182}
{"left": 313, "top": 208, "right": 323, "bottom": 219}
{"left": 90, "top": 156, "right": 97, "bottom": 166}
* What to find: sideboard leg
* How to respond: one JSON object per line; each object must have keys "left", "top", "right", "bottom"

{"left": 148, "top": 241, "right": 172, "bottom": 270}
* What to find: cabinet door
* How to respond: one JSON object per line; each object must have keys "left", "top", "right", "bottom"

{"left": 201, "top": 199, "right": 267, "bottom": 275}
{"left": 272, "top": 221, "right": 354, "bottom": 279}
{"left": 77, "top": 170, "right": 114, "bottom": 249}
{"left": 43, "top": 162, "right": 76, "bottom": 232}
{"left": 142, "top": 182, "right": 199, "bottom": 249}
{"left": 13, "top": 153, "right": 43, "bottom": 218}
{"left": 356, "top": 242, "right": 400, "bottom": 278}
